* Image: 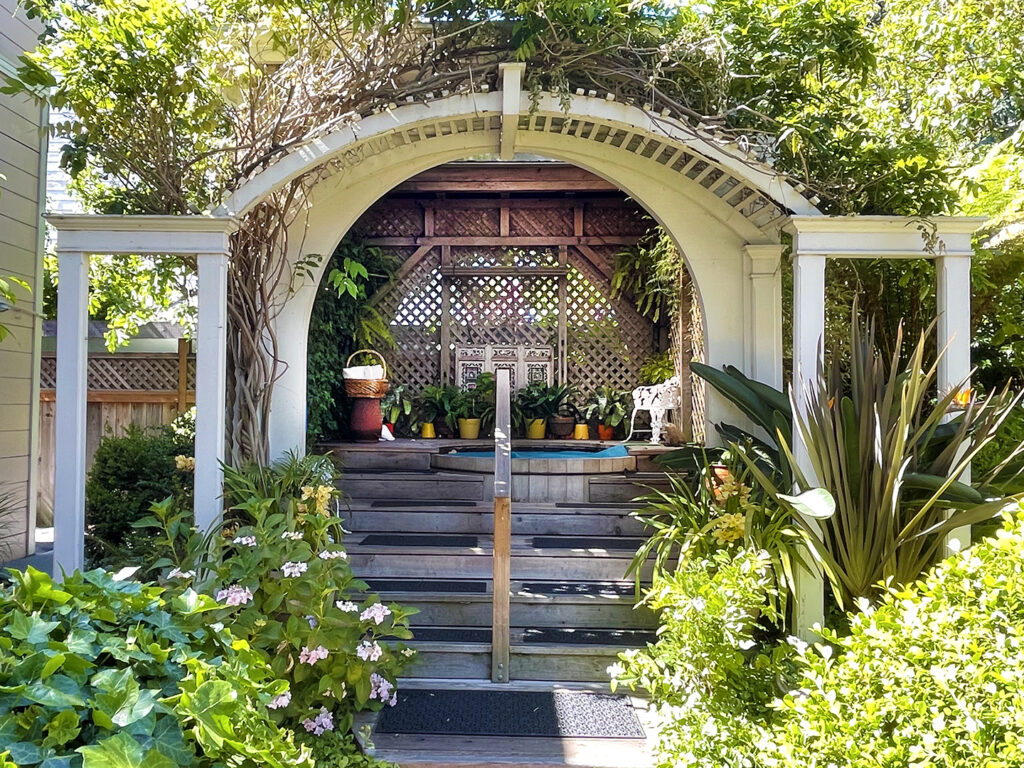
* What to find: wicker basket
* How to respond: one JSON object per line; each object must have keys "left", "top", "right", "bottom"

{"left": 343, "top": 349, "right": 389, "bottom": 398}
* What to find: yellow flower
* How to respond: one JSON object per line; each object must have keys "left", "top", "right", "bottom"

{"left": 174, "top": 455, "right": 195, "bottom": 472}
{"left": 713, "top": 513, "right": 746, "bottom": 545}
{"left": 301, "top": 486, "right": 315, "bottom": 500}
{"left": 953, "top": 387, "right": 972, "bottom": 409}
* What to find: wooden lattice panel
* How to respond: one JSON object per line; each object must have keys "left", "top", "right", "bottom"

{"left": 452, "top": 246, "right": 560, "bottom": 269}
{"left": 509, "top": 207, "right": 572, "bottom": 237}
{"left": 566, "top": 255, "right": 653, "bottom": 398}
{"left": 435, "top": 208, "right": 498, "bottom": 236}
{"left": 582, "top": 202, "right": 648, "bottom": 237}
{"left": 689, "top": 285, "right": 707, "bottom": 442}
{"left": 374, "top": 250, "right": 443, "bottom": 391}
{"left": 40, "top": 354, "right": 184, "bottom": 391}
{"left": 449, "top": 274, "right": 559, "bottom": 347}
{"left": 349, "top": 204, "right": 422, "bottom": 238}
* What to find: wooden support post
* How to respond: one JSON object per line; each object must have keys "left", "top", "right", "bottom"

{"left": 53, "top": 250, "right": 90, "bottom": 576}
{"left": 557, "top": 246, "right": 568, "bottom": 385}
{"left": 176, "top": 338, "right": 189, "bottom": 413}
{"left": 492, "top": 368, "right": 512, "bottom": 683}
{"left": 440, "top": 245, "right": 452, "bottom": 385}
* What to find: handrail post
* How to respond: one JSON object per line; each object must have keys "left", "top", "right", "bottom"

{"left": 491, "top": 368, "right": 512, "bottom": 682}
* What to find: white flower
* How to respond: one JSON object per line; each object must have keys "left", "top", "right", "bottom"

{"left": 282, "top": 531, "right": 304, "bottom": 541}
{"left": 233, "top": 535, "right": 257, "bottom": 547}
{"left": 369, "top": 672, "right": 394, "bottom": 702}
{"left": 167, "top": 567, "right": 195, "bottom": 580}
{"left": 215, "top": 584, "right": 254, "bottom": 607}
{"left": 360, "top": 603, "right": 392, "bottom": 625}
{"left": 282, "top": 561, "right": 308, "bottom": 578}
{"left": 336, "top": 600, "right": 359, "bottom": 612}
{"left": 318, "top": 550, "right": 347, "bottom": 560}
{"left": 267, "top": 690, "right": 291, "bottom": 710}
{"left": 356, "top": 640, "right": 383, "bottom": 662}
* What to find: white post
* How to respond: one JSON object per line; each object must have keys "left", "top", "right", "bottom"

{"left": 194, "top": 252, "right": 229, "bottom": 532}
{"left": 745, "top": 245, "right": 784, "bottom": 390}
{"left": 791, "top": 251, "right": 826, "bottom": 637}
{"left": 936, "top": 254, "right": 972, "bottom": 554}
{"left": 53, "top": 251, "right": 90, "bottom": 576}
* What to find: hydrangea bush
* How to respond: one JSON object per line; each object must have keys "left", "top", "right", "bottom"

{"left": 0, "top": 567, "right": 308, "bottom": 768}
{"left": 141, "top": 452, "right": 414, "bottom": 746}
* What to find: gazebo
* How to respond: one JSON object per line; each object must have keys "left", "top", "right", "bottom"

{"left": 46, "top": 63, "right": 982, "bottom": 630}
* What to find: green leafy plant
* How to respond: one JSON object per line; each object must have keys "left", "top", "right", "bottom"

{"left": 380, "top": 384, "right": 413, "bottom": 433}
{"left": 611, "top": 548, "right": 792, "bottom": 768}
{"left": 638, "top": 352, "right": 675, "bottom": 385}
{"left": 628, "top": 451, "right": 831, "bottom": 617}
{"left": 764, "top": 509, "right": 1024, "bottom": 768}
{"left": 515, "top": 382, "right": 573, "bottom": 423}
{"left": 414, "top": 385, "right": 461, "bottom": 433}
{"left": 0, "top": 566, "right": 310, "bottom": 768}
{"left": 453, "top": 372, "right": 496, "bottom": 428}
{"left": 583, "top": 386, "right": 631, "bottom": 427}
{"left": 141, "top": 452, "right": 415, "bottom": 733}
{"left": 84, "top": 424, "right": 193, "bottom": 571}
{"left": 744, "top": 316, "right": 1024, "bottom": 607}
{"left": 611, "top": 229, "right": 682, "bottom": 324}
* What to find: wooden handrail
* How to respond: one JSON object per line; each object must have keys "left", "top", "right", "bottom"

{"left": 491, "top": 368, "right": 512, "bottom": 683}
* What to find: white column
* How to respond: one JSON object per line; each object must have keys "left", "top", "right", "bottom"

{"left": 745, "top": 245, "right": 784, "bottom": 390}
{"left": 194, "top": 252, "right": 229, "bottom": 532}
{"left": 936, "top": 254, "right": 972, "bottom": 554}
{"left": 791, "top": 251, "right": 826, "bottom": 637}
{"left": 53, "top": 250, "right": 90, "bottom": 576}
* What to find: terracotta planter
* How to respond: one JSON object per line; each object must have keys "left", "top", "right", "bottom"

{"left": 548, "top": 415, "right": 575, "bottom": 439}
{"left": 350, "top": 397, "right": 383, "bottom": 442}
{"left": 458, "top": 418, "right": 482, "bottom": 440}
{"left": 525, "top": 418, "right": 547, "bottom": 439}
{"left": 420, "top": 422, "right": 436, "bottom": 438}
{"left": 598, "top": 424, "right": 615, "bottom": 441}
{"left": 573, "top": 424, "right": 590, "bottom": 440}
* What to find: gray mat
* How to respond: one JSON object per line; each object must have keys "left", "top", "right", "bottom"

{"left": 520, "top": 581, "right": 636, "bottom": 597}
{"left": 531, "top": 536, "right": 643, "bottom": 551}
{"left": 376, "top": 689, "right": 644, "bottom": 739}
{"left": 410, "top": 626, "right": 491, "bottom": 643}
{"left": 523, "top": 627, "right": 656, "bottom": 646}
{"left": 366, "top": 578, "right": 488, "bottom": 594}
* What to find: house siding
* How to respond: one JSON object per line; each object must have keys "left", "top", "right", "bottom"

{"left": 0, "top": 0, "right": 44, "bottom": 560}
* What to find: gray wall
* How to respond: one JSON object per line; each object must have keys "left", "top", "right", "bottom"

{"left": 0, "top": 0, "right": 45, "bottom": 559}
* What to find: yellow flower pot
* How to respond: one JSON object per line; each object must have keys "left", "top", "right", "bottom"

{"left": 458, "top": 418, "right": 481, "bottom": 440}
{"left": 525, "top": 418, "right": 546, "bottom": 439}
{"left": 420, "top": 422, "right": 436, "bottom": 438}
{"left": 573, "top": 424, "right": 590, "bottom": 440}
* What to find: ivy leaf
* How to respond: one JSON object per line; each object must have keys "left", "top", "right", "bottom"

{"left": 78, "top": 732, "right": 144, "bottom": 768}
{"left": 43, "top": 709, "right": 81, "bottom": 749}
{"left": 5, "top": 612, "right": 60, "bottom": 645}
{"left": 24, "top": 675, "right": 86, "bottom": 708}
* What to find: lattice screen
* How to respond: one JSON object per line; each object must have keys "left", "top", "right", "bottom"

{"left": 39, "top": 354, "right": 195, "bottom": 391}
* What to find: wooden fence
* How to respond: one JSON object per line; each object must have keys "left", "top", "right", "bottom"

{"left": 36, "top": 341, "right": 195, "bottom": 524}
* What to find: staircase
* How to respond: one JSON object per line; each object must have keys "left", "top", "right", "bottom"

{"left": 333, "top": 450, "right": 663, "bottom": 766}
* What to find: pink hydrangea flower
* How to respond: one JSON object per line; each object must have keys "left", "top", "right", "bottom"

{"left": 356, "top": 640, "right": 383, "bottom": 662}
{"left": 336, "top": 600, "right": 359, "bottom": 612}
{"left": 215, "top": 584, "right": 254, "bottom": 606}
{"left": 302, "top": 707, "right": 334, "bottom": 735}
{"left": 299, "top": 645, "right": 329, "bottom": 666}
{"left": 369, "top": 672, "right": 394, "bottom": 703}
{"left": 267, "top": 690, "right": 291, "bottom": 710}
{"left": 360, "top": 603, "right": 392, "bottom": 625}
{"left": 282, "top": 561, "right": 308, "bottom": 578}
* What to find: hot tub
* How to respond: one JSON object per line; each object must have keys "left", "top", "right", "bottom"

{"left": 430, "top": 444, "right": 635, "bottom": 475}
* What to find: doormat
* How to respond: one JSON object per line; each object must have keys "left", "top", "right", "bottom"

{"left": 410, "top": 626, "right": 492, "bottom": 643}
{"left": 370, "top": 500, "right": 479, "bottom": 507}
{"left": 376, "top": 689, "right": 644, "bottom": 739}
{"left": 531, "top": 536, "right": 643, "bottom": 551}
{"left": 522, "top": 628, "right": 657, "bottom": 646}
{"left": 519, "top": 581, "right": 636, "bottom": 598}
{"left": 365, "top": 578, "right": 488, "bottom": 594}
{"left": 359, "top": 534, "right": 479, "bottom": 547}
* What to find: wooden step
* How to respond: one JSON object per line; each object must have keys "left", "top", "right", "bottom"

{"left": 340, "top": 472, "right": 486, "bottom": 501}
{"left": 342, "top": 507, "right": 646, "bottom": 537}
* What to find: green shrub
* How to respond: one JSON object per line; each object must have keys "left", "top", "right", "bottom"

{"left": 84, "top": 424, "right": 192, "bottom": 568}
{"left": 762, "top": 510, "right": 1024, "bottom": 768}
{"left": 0, "top": 566, "right": 309, "bottom": 768}
{"left": 611, "top": 548, "right": 792, "bottom": 768}
{"left": 141, "top": 452, "right": 415, "bottom": 738}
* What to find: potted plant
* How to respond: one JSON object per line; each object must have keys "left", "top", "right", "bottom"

{"left": 584, "top": 386, "right": 631, "bottom": 440}
{"left": 415, "top": 384, "right": 460, "bottom": 438}
{"left": 381, "top": 383, "right": 413, "bottom": 435}
{"left": 515, "top": 382, "right": 573, "bottom": 439}
{"left": 547, "top": 399, "right": 579, "bottom": 439}
{"left": 453, "top": 373, "right": 494, "bottom": 440}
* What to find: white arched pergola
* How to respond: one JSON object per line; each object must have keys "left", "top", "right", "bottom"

{"left": 47, "top": 63, "right": 983, "bottom": 631}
